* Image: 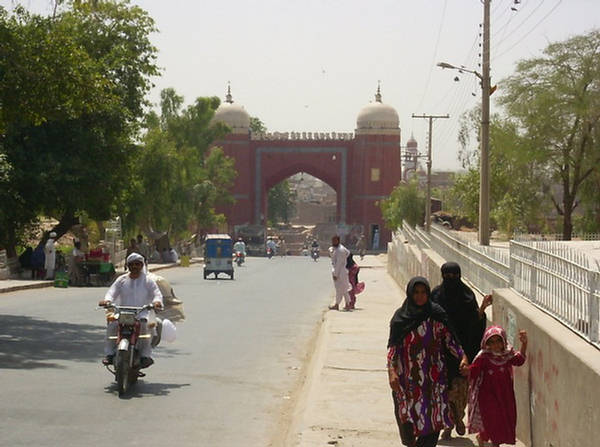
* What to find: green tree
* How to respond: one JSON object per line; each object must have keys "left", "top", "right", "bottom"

{"left": 249, "top": 116, "right": 267, "bottom": 135}
{"left": 450, "top": 112, "right": 548, "bottom": 236}
{"left": 120, "top": 92, "right": 236, "bottom": 238}
{"left": 380, "top": 179, "right": 425, "bottom": 229}
{"left": 268, "top": 180, "right": 296, "bottom": 224}
{"left": 0, "top": 2, "right": 159, "bottom": 254}
{"left": 498, "top": 29, "right": 600, "bottom": 239}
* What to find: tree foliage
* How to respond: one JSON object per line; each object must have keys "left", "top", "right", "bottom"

{"left": 268, "top": 180, "right": 296, "bottom": 224}
{"left": 0, "top": 1, "right": 159, "bottom": 254}
{"left": 498, "top": 29, "right": 600, "bottom": 238}
{"left": 380, "top": 180, "right": 425, "bottom": 230}
{"left": 119, "top": 92, "right": 236, "bottom": 238}
{"left": 449, "top": 112, "right": 548, "bottom": 236}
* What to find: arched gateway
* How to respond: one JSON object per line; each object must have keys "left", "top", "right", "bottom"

{"left": 212, "top": 85, "right": 402, "bottom": 249}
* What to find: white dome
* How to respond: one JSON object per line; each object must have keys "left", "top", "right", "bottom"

{"left": 211, "top": 86, "right": 250, "bottom": 134}
{"left": 356, "top": 87, "right": 400, "bottom": 135}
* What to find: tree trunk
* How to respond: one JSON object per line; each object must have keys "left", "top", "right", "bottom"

{"left": 562, "top": 196, "right": 574, "bottom": 241}
{"left": 35, "top": 210, "right": 79, "bottom": 250}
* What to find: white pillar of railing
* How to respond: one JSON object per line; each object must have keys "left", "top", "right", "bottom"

{"left": 588, "top": 270, "right": 599, "bottom": 343}
{"left": 509, "top": 243, "right": 516, "bottom": 288}
{"left": 529, "top": 249, "right": 538, "bottom": 304}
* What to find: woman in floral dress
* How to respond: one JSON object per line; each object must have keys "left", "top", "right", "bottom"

{"left": 387, "top": 276, "right": 468, "bottom": 447}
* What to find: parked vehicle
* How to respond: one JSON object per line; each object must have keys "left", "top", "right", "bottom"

{"left": 100, "top": 303, "right": 155, "bottom": 397}
{"left": 204, "top": 234, "right": 234, "bottom": 279}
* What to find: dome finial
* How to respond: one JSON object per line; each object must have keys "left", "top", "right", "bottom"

{"left": 375, "top": 80, "right": 382, "bottom": 103}
{"left": 225, "top": 81, "right": 233, "bottom": 104}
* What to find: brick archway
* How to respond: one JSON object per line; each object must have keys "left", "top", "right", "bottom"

{"left": 215, "top": 131, "right": 401, "bottom": 249}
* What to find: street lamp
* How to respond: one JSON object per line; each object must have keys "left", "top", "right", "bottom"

{"left": 437, "top": 57, "right": 491, "bottom": 245}
{"left": 436, "top": 62, "right": 482, "bottom": 80}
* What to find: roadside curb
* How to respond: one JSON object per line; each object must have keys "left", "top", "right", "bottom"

{"left": 0, "top": 258, "right": 203, "bottom": 294}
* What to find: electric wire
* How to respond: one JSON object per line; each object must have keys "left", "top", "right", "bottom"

{"left": 415, "top": 0, "right": 449, "bottom": 113}
{"left": 494, "top": 0, "right": 562, "bottom": 60}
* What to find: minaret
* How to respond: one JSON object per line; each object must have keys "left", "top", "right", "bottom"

{"left": 225, "top": 81, "right": 233, "bottom": 104}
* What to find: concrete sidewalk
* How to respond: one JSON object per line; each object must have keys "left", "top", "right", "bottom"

{"left": 0, "top": 258, "right": 202, "bottom": 294}
{"left": 290, "top": 254, "right": 526, "bottom": 447}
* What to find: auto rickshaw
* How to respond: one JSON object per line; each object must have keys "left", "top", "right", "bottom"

{"left": 203, "top": 234, "right": 234, "bottom": 279}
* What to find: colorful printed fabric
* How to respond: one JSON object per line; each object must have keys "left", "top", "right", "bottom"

{"left": 388, "top": 318, "right": 464, "bottom": 437}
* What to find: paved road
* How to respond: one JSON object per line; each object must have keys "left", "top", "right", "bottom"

{"left": 0, "top": 257, "right": 333, "bottom": 446}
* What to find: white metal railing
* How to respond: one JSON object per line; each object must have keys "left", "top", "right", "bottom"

{"left": 510, "top": 240, "right": 600, "bottom": 344}
{"left": 396, "top": 221, "right": 600, "bottom": 347}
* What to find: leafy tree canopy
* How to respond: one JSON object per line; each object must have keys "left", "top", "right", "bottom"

{"left": 0, "top": 1, "right": 159, "bottom": 254}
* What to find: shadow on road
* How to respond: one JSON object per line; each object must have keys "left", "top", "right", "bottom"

{"left": 438, "top": 437, "right": 477, "bottom": 446}
{"left": 0, "top": 314, "right": 104, "bottom": 369}
{"left": 104, "top": 380, "right": 191, "bottom": 399}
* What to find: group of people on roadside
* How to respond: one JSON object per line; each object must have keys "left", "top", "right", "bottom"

{"left": 387, "top": 262, "right": 528, "bottom": 447}
{"left": 126, "top": 234, "right": 179, "bottom": 266}
{"left": 328, "top": 235, "right": 364, "bottom": 311}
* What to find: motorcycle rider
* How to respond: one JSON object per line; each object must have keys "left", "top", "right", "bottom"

{"left": 266, "top": 237, "right": 277, "bottom": 256}
{"left": 233, "top": 237, "right": 247, "bottom": 261}
{"left": 310, "top": 238, "right": 320, "bottom": 258}
{"left": 98, "top": 253, "right": 163, "bottom": 368}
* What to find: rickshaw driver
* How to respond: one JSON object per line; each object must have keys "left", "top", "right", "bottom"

{"left": 98, "top": 253, "right": 163, "bottom": 368}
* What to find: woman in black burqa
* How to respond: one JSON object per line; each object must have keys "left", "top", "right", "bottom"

{"left": 387, "top": 276, "right": 468, "bottom": 447}
{"left": 431, "top": 262, "right": 492, "bottom": 440}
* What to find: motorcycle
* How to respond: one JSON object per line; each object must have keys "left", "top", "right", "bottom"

{"left": 100, "top": 303, "right": 156, "bottom": 397}
{"left": 311, "top": 247, "right": 320, "bottom": 261}
{"left": 234, "top": 251, "right": 245, "bottom": 266}
{"left": 266, "top": 247, "right": 274, "bottom": 259}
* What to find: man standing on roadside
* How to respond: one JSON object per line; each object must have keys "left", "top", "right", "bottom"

{"left": 329, "top": 235, "right": 351, "bottom": 311}
{"left": 44, "top": 231, "right": 57, "bottom": 280}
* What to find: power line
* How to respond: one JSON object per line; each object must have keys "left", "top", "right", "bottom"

{"left": 416, "top": 0, "right": 449, "bottom": 112}
{"left": 494, "top": 0, "right": 563, "bottom": 60}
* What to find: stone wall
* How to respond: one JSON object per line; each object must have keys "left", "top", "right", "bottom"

{"left": 492, "top": 288, "right": 600, "bottom": 447}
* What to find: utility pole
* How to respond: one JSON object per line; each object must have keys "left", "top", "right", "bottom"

{"left": 479, "top": 0, "right": 491, "bottom": 246}
{"left": 411, "top": 113, "right": 449, "bottom": 232}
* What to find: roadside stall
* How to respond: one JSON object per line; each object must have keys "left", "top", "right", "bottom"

{"left": 74, "top": 248, "right": 116, "bottom": 286}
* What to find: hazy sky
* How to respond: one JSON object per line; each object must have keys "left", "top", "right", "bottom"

{"left": 5, "top": 0, "right": 600, "bottom": 170}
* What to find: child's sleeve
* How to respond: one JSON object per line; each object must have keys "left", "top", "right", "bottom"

{"left": 511, "top": 351, "right": 526, "bottom": 366}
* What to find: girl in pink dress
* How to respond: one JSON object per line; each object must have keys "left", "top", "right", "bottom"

{"left": 464, "top": 325, "right": 528, "bottom": 447}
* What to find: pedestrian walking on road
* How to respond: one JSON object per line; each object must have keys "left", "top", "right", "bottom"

{"left": 431, "top": 262, "right": 492, "bottom": 440}
{"left": 356, "top": 234, "right": 367, "bottom": 259}
{"left": 328, "top": 235, "right": 351, "bottom": 311}
{"left": 387, "top": 276, "right": 468, "bottom": 447}
{"left": 464, "top": 326, "right": 528, "bottom": 447}
{"left": 345, "top": 253, "right": 364, "bottom": 310}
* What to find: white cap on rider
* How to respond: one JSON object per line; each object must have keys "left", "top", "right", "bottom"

{"left": 126, "top": 252, "right": 144, "bottom": 265}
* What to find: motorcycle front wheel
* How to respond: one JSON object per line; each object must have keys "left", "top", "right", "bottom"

{"left": 116, "top": 353, "right": 129, "bottom": 396}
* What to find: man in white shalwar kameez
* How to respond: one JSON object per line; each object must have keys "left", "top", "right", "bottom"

{"left": 329, "top": 235, "right": 351, "bottom": 311}
{"left": 98, "top": 253, "right": 163, "bottom": 367}
{"left": 44, "top": 232, "right": 57, "bottom": 279}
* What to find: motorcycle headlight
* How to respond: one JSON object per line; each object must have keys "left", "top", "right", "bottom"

{"left": 118, "top": 312, "right": 136, "bottom": 325}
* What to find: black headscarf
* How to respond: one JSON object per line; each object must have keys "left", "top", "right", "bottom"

{"left": 431, "top": 262, "right": 485, "bottom": 364}
{"left": 346, "top": 253, "right": 356, "bottom": 269}
{"left": 387, "top": 276, "right": 452, "bottom": 348}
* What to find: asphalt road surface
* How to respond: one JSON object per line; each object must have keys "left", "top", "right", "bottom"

{"left": 0, "top": 256, "right": 333, "bottom": 446}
